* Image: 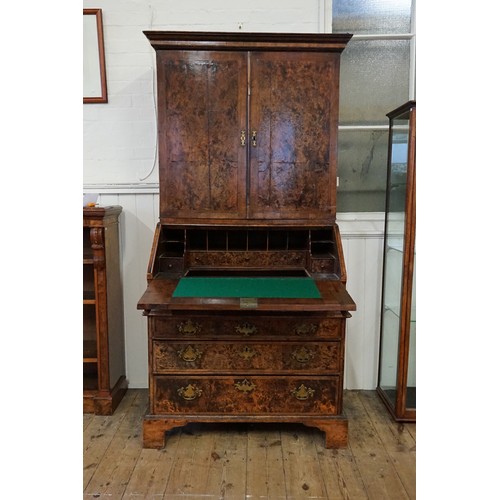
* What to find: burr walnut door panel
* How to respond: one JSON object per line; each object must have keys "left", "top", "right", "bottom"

{"left": 248, "top": 52, "right": 340, "bottom": 220}
{"left": 158, "top": 51, "right": 248, "bottom": 219}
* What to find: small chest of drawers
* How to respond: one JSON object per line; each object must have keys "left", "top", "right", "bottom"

{"left": 141, "top": 309, "right": 351, "bottom": 448}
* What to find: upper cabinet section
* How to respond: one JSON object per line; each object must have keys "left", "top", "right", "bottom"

{"left": 144, "top": 32, "right": 352, "bottom": 224}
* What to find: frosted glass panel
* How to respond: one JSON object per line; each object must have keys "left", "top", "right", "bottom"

{"left": 337, "top": 128, "right": 389, "bottom": 212}
{"left": 340, "top": 40, "right": 410, "bottom": 125}
{"left": 332, "top": 0, "right": 412, "bottom": 34}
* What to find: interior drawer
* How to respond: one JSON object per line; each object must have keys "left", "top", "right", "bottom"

{"left": 152, "top": 375, "right": 341, "bottom": 415}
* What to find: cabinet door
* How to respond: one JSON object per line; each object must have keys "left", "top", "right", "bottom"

{"left": 249, "top": 52, "right": 340, "bottom": 220}
{"left": 158, "top": 51, "right": 248, "bottom": 219}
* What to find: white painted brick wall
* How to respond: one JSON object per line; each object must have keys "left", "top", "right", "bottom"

{"left": 83, "top": 0, "right": 329, "bottom": 186}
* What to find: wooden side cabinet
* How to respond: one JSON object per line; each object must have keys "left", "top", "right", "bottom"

{"left": 83, "top": 205, "right": 128, "bottom": 414}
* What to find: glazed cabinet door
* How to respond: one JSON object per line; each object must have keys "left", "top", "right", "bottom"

{"left": 158, "top": 51, "right": 248, "bottom": 219}
{"left": 249, "top": 52, "right": 340, "bottom": 220}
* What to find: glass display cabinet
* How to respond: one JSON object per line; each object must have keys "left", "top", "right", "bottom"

{"left": 377, "top": 101, "right": 416, "bottom": 422}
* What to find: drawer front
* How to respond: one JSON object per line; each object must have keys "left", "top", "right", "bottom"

{"left": 311, "top": 258, "right": 336, "bottom": 274}
{"left": 159, "top": 256, "right": 183, "bottom": 274}
{"left": 152, "top": 341, "right": 341, "bottom": 373}
{"left": 152, "top": 376, "right": 340, "bottom": 415}
{"left": 151, "top": 316, "right": 343, "bottom": 340}
{"left": 186, "top": 251, "right": 307, "bottom": 268}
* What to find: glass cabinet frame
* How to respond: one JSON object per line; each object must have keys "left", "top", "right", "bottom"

{"left": 377, "top": 100, "right": 416, "bottom": 422}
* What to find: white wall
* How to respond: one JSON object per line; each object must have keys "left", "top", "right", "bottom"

{"left": 83, "top": 0, "right": 332, "bottom": 188}
{"left": 83, "top": 0, "right": 385, "bottom": 390}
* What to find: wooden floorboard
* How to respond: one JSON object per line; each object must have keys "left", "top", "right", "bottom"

{"left": 83, "top": 390, "right": 415, "bottom": 499}
{"left": 246, "top": 424, "right": 287, "bottom": 499}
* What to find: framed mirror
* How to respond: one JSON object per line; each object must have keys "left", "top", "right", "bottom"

{"left": 83, "top": 9, "right": 108, "bottom": 103}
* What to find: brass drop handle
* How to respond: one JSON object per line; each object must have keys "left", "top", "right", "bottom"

{"left": 240, "top": 130, "right": 246, "bottom": 146}
{"left": 177, "top": 345, "right": 203, "bottom": 362}
{"left": 177, "top": 384, "right": 203, "bottom": 401}
{"left": 234, "top": 379, "right": 256, "bottom": 393}
{"left": 235, "top": 323, "right": 258, "bottom": 337}
{"left": 251, "top": 130, "right": 257, "bottom": 147}
{"left": 238, "top": 345, "right": 258, "bottom": 361}
{"left": 177, "top": 320, "right": 202, "bottom": 336}
{"left": 291, "top": 384, "right": 315, "bottom": 401}
{"left": 291, "top": 346, "right": 315, "bottom": 364}
{"left": 294, "top": 323, "right": 318, "bottom": 337}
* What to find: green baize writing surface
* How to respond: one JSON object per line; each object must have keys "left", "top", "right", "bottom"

{"left": 172, "top": 277, "right": 321, "bottom": 299}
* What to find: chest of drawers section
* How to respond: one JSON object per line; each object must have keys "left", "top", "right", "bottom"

{"left": 143, "top": 311, "right": 349, "bottom": 448}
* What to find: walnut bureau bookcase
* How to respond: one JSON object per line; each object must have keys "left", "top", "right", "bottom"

{"left": 137, "top": 31, "right": 356, "bottom": 448}
{"left": 83, "top": 205, "right": 127, "bottom": 414}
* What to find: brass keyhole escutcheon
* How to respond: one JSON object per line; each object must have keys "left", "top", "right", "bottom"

{"left": 291, "top": 384, "right": 315, "bottom": 401}
{"left": 177, "top": 384, "right": 203, "bottom": 401}
{"left": 251, "top": 130, "right": 257, "bottom": 147}
{"left": 240, "top": 130, "right": 246, "bottom": 146}
{"left": 177, "top": 345, "right": 202, "bottom": 362}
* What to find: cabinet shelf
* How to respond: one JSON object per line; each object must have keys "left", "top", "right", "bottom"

{"left": 83, "top": 339, "right": 97, "bottom": 359}
{"left": 387, "top": 243, "right": 403, "bottom": 253}
{"left": 83, "top": 289, "right": 96, "bottom": 303}
{"left": 384, "top": 304, "right": 416, "bottom": 323}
